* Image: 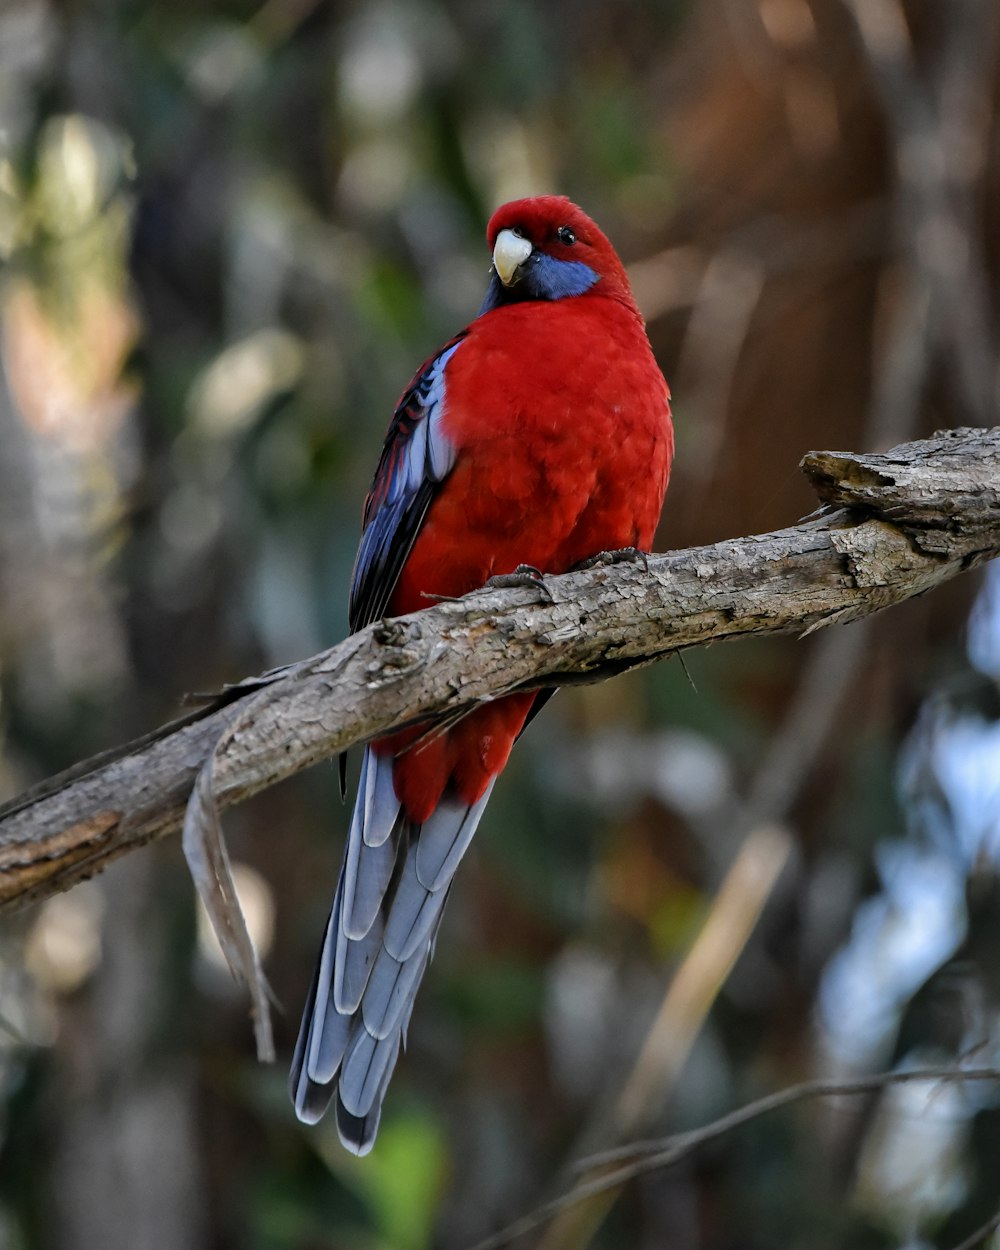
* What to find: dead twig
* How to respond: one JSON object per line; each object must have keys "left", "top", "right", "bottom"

{"left": 467, "top": 1066, "right": 1000, "bottom": 1250}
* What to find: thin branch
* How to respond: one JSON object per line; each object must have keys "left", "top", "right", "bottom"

{"left": 0, "top": 427, "right": 998, "bottom": 913}
{"left": 534, "top": 826, "right": 792, "bottom": 1250}
{"left": 948, "top": 1209, "right": 1000, "bottom": 1250}
{"left": 466, "top": 1066, "right": 1000, "bottom": 1250}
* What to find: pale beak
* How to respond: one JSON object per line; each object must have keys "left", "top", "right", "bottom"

{"left": 492, "top": 228, "right": 533, "bottom": 286}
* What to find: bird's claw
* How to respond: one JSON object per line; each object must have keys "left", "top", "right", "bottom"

{"left": 573, "top": 546, "right": 650, "bottom": 573}
{"left": 484, "top": 563, "right": 555, "bottom": 605}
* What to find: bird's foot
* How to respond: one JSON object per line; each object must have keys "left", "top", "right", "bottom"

{"left": 573, "top": 546, "right": 650, "bottom": 574}
{"left": 484, "top": 564, "right": 555, "bottom": 605}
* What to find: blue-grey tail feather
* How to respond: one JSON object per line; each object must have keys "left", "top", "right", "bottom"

{"left": 290, "top": 746, "right": 494, "bottom": 1154}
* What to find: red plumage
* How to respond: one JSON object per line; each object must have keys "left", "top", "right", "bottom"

{"left": 386, "top": 200, "right": 672, "bottom": 816}
{"left": 291, "top": 195, "right": 673, "bottom": 1151}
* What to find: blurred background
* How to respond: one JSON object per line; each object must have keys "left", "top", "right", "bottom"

{"left": 1, "top": 1, "right": 1000, "bottom": 1247}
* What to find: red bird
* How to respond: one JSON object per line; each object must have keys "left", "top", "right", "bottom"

{"left": 291, "top": 195, "right": 673, "bottom": 1152}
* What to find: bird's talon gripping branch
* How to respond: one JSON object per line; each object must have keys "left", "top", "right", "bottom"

{"left": 573, "top": 546, "right": 650, "bottom": 573}
{"left": 484, "top": 564, "right": 555, "bottom": 604}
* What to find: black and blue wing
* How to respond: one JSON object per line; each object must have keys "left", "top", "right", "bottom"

{"left": 292, "top": 333, "right": 474, "bottom": 1150}
{"left": 348, "top": 335, "right": 465, "bottom": 632}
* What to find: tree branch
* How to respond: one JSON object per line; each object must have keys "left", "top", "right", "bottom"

{"left": 1, "top": 426, "right": 998, "bottom": 912}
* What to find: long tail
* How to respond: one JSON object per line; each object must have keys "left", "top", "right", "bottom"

{"left": 290, "top": 745, "right": 494, "bottom": 1154}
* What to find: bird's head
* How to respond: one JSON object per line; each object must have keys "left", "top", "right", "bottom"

{"left": 480, "top": 195, "right": 636, "bottom": 315}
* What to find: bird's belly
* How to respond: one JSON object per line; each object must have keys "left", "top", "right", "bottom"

{"left": 392, "top": 426, "right": 662, "bottom": 613}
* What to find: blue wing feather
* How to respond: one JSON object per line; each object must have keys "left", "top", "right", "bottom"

{"left": 348, "top": 335, "right": 465, "bottom": 631}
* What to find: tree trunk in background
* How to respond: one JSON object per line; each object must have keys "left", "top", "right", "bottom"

{"left": 48, "top": 855, "right": 206, "bottom": 1250}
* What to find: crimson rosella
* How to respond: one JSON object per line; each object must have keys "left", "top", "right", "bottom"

{"left": 290, "top": 195, "right": 674, "bottom": 1153}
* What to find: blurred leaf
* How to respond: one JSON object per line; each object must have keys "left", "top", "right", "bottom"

{"left": 354, "top": 1112, "right": 447, "bottom": 1250}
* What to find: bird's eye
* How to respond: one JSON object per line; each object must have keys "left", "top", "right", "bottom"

{"left": 556, "top": 226, "right": 576, "bottom": 246}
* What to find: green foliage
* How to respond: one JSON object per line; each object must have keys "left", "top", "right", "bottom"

{"left": 352, "top": 1112, "right": 448, "bottom": 1250}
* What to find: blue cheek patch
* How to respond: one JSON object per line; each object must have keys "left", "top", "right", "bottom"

{"left": 478, "top": 256, "right": 600, "bottom": 312}
{"left": 529, "top": 254, "right": 599, "bottom": 300}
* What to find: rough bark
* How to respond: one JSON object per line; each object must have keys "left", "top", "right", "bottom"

{"left": 1, "top": 426, "right": 997, "bottom": 913}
